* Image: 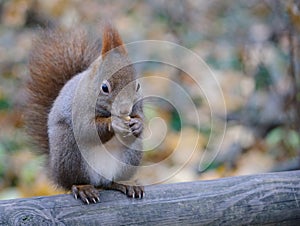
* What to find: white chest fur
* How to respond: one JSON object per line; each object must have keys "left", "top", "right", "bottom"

{"left": 83, "top": 136, "right": 124, "bottom": 185}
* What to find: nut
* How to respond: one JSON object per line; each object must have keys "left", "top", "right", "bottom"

{"left": 123, "top": 116, "right": 131, "bottom": 121}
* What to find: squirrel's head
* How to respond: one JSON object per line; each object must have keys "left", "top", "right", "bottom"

{"left": 93, "top": 23, "right": 140, "bottom": 118}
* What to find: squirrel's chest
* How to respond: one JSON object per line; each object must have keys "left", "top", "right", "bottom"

{"left": 84, "top": 136, "right": 125, "bottom": 184}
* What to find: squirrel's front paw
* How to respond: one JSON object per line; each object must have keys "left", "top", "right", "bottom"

{"left": 111, "top": 117, "right": 130, "bottom": 135}
{"left": 128, "top": 117, "right": 143, "bottom": 137}
{"left": 71, "top": 184, "right": 100, "bottom": 204}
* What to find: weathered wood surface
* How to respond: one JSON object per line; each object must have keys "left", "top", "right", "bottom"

{"left": 0, "top": 171, "right": 299, "bottom": 225}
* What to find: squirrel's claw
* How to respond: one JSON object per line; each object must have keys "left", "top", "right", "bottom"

{"left": 71, "top": 184, "right": 100, "bottom": 204}
{"left": 72, "top": 185, "right": 79, "bottom": 199}
{"left": 123, "top": 132, "right": 133, "bottom": 138}
{"left": 128, "top": 118, "right": 143, "bottom": 137}
{"left": 125, "top": 184, "right": 144, "bottom": 199}
{"left": 106, "top": 182, "right": 144, "bottom": 199}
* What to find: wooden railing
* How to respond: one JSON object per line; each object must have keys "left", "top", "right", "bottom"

{"left": 0, "top": 170, "right": 299, "bottom": 225}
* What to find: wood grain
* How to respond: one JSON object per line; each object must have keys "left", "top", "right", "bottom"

{"left": 0, "top": 170, "right": 299, "bottom": 225}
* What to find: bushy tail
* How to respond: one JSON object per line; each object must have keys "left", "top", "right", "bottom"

{"left": 25, "top": 27, "right": 101, "bottom": 154}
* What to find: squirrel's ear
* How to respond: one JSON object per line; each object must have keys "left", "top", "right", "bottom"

{"left": 101, "top": 23, "right": 127, "bottom": 57}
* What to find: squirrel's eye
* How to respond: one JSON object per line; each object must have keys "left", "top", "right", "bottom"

{"left": 136, "top": 83, "right": 140, "bottom": 92}
{"left": 101, "top": 80, "right": 111, "bottom": 95}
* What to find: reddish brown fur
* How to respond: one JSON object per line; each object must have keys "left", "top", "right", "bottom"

{"left": 101, "top": 23, "right": 127, "bottom": 57}
{"left": 25, "top": 27, "right": 101, "bottom": 154}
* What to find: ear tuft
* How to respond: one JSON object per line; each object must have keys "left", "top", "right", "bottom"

{"left": 101, "top": 22, "right": 127, "bottom": 57}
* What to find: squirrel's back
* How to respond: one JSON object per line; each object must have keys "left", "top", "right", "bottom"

{"left": 26, "top": 27, "right": 101, "bottom": 154}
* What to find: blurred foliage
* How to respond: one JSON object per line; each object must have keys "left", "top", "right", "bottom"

{"left": 0, "top": 0, "right": 299, "bottom": 200}
{"left": 254, "top": 63, "right": 273, "bottom": 90}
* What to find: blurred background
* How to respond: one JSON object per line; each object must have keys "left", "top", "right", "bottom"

{"left": 0, "top": 0, "right": 299, "bottom": 199}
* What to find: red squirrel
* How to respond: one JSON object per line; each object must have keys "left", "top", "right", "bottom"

{"left": 25, "top": 23, "right": 144, "bottom": 204}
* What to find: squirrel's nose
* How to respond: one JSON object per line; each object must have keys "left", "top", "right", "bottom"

{"left": 119, "top": 104, "right": 131, "bottom": 116}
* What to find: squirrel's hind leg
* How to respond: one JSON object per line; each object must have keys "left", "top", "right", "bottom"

{"left": 71, "top": 184, "right": 100, "bottom": 204}
{"left": 71, "top": 182, "right": 144, "bottom": 204}
{"left": 103, "top": 181, "right": 144, "bottom": 199}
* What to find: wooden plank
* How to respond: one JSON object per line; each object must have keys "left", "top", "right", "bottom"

{"left": 0, "top": 170, "right": 299, "bottom": 225}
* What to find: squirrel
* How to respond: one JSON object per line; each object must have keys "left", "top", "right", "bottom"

{"left": 25, "top": 23, "right": 144, "bottom": 204}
